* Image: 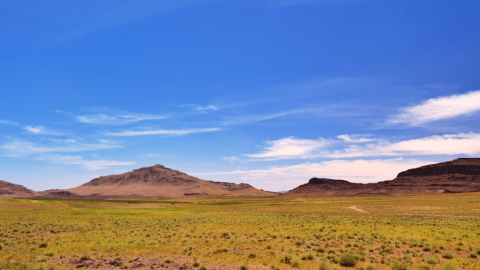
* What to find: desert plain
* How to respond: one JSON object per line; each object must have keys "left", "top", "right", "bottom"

{"left": 0, "top": 192, "right": 479, "bottom": 270}
{"left": 1, "top": 159, "right": 480, "bottom": 270}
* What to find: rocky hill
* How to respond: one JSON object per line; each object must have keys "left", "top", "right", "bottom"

{"left": 0, "top": 180, "right": 38, "bottom": 198}
{"left": 285, "top": 158, "right": 480, "bottom": 196}
{"left": 65, "top": 164, "right": 275, "bottom": 198}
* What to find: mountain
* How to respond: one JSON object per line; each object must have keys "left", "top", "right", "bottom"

{"left": 285, "top": 158, "right": 480, "bottom": 196}
{"left": 65, "top": 164, "right": 275, "bottom": 198}
{"left": 0, "top": 180, "right": 38, "bottom": 198}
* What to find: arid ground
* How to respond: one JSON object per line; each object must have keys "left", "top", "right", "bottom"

{"left": 1, "top": 193, "right": 479, "bottom": 270}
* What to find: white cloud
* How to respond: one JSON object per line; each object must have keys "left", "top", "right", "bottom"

{"left": 330, "top": 133, "right": 480, "bottom": 158}
{"left": 221, "top": 156, "right": 239, "bottom": 162}
{"left": 37, "top": 155, "right": 136, "bottom": 170}
{"left": 245, "top": 133, "right": 480, "bottom": 160}
{"left": 0, "top": 120, "right": 19, "bottom": 126}
{"left": 105, "top": 127, "right": 221, "bottom": 136}
{"left": 77, "top": 113, "right": 167, "bottom": 125}
{"left": 388, "top": 90, "right": 480, "bottom": 126}
{"left": 25, "top": 126, "right": 43, "bottom": 134}
{"left": 1, "top": 140, "right": 121, "bottom": 158}
{"left": 195, "top": 158, "right": 434, "bottom": 188}
{"left": 222, "top": 108, "right": 322, "bottom": 126}
{"left": 195, "top": 105, "right": 217, "bottom": 111}
{"left": 24, "top": 126, "right": 65, "bottom": 135}
{"left": 246, "top": 137, "right": 331, "bottom": 160}
{"left": 337, "top": 134, "right": 374, "bottom": 143}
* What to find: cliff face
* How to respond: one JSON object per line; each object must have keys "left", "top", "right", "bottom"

{"left": 285, "top": 158, "right": 480, "bottom": 196}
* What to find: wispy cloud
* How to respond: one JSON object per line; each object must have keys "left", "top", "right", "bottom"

{"left": 245, "top": 133, "right": 480, "bottom": 160}
{"left": 388, "top": 90, "right": 480, "bottom": 126}
{"left": 195, "top": 158, "right": 433, "bottom": 187}
{"left": 222, "top": 108, "right": 322, "bottom": 126}
{"left": 1, "top": 140, "right": 121, "bottom": 158}
{"left": 0, "top": 120, "right": 19, "bottom": 126}
{"left": 330, "top": 133, "right": 480, "bottom": 158}
{"left": 105, "top": 128, "right": 221, "bottom": 136}
{"left": 37, "top": 155, "right": 135, "bottom": 170}
{"left": 77, "top": 113, "right": 167, "bottom": 125}
{"left": 195, "top": 105, "right": 218, "bottom": 111}
{"left": 246, "top": 137, "right": 331, "bottom": 160}
{"left": 337, "top": 134, "right": 375, "bottom": 143}
{"left": 24, "top": 126, "right": 66, "bottom": 135}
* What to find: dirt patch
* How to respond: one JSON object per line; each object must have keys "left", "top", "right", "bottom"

{"left": 348, "top": 206, "right": 369, "bottom": 213}
{"left": 57, "top": 255, "right": 270, "bottom": 270}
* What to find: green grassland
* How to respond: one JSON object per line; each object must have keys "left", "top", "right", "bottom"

{"left": 0, "top": 193, "right": 479, "bottom": 270}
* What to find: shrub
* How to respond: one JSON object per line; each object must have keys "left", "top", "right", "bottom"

{"left": 164, "top": 257, "right": 173, "bottom": 263}
{"left": 280, "top": 254, "right": 293, "bottom": 264}
{"left": 441, "top": 253, "right": 454, "bottom": 259}
{"left": 442, "top": 265, "right": 458, "bottom": 270}
{"left": 366, "top": 264, "right": 375, "bottom": 270}
{"left": 39, "top": 243, "right": 48, "bottom": 248}
{"left": 248, "top": 253, "right": 256, "bottom": 259}
{"left": 470, "top": 253, "right": 477, "bottom": 258}
{"left": 34, "top": 264, "right": 47, "bottom": 270}
{"left": 80, "top": 255, "right": 90, "bottom": 261}
{"left": 417, "top": 264, "right": 430, "bottom": 270}
{"left": 318, "top": 261, "right": 331, "bottom": 270}
{"left": 193, "top": 259, "right": 200, "bottom": 267}
{"left": 391, "top": 260, "right": 409, "bottom": 270}
{"left": 240, "top": 264, "right": 248, "bottom": 270}
{"left": 291, "top": 260, "right": 300, "bottom": 268}
{"left": 425, "top": 257, "right": 439, "bottom": 265}
{"left": 199, "top": 266, "right": 208, "bottom": 270}
{"left": 339, "top": 253, "right": 357, "bottom": 267}
{"left": 37, "top": 256, "right": 48, "bottom": 262}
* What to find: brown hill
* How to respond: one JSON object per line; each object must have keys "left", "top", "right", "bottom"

{"left": 66, "top": 164, "right": 275, "bottom": 198}
{"left": 285, "top": 158, "right": 480, "bottom": 196}
{"left": 0, "top": 180, "right": 38, "bottom": 198}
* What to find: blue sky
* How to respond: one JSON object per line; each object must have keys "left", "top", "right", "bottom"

{"left": 1, "top": 0, "right": 480, "bottom": 192}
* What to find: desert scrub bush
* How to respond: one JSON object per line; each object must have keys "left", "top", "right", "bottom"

{"left": 164, "top": 257, "right": 173, "bottom": 263}
{"left": 199, "top": 265, "right": 208, "bottom": 270}
{"left": 441, "top": 253, "right": 454, "bottom": 259}
{"left": 403, "top": 255, "right": 412, "bottom": 263}
{"left": 391, "top": 260, "right": 409, "bottom": 270}
{"left": 291, "top": 259, "right": 301, "bottom": 268}
{"left": 80, "top": 255, "right": 90, "bottom": 261}
{"left": 441, "top": 265, "right": 458, "bottom": 270}
{"left": 37, "top": 256, "right": 49, "bottom": 262}
{"left": 425, "top": 257, "right": 438, "bottom": 265}
{"left": 469, "top": 253, "right": 477, "bottom": 258}
{"left": 417, "top": 263, "right": 430, "bottom": 270}
{"left": 279, "top": 254, "right": 293, "bottom": 264}
{"left": 318, "top": 260, "right": 331, "bottom": 270}
{"left": 339, "top": 253, "right": 357, "bottom": 267}
{"left": 214, "top": 247, "right": 228, "bottom": 254}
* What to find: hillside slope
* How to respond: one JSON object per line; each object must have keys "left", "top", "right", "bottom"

{"left": 285, "top": 158, "right": 480, "bottom": 196}
{"left": 66, "top": 164, "right": 274, "bottom": 197}
{"left": 0, "top": 180, "right": 38, "bottom": 198}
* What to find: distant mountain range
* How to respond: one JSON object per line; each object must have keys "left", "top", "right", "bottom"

{"left": 284, "top": 158, "right": 480, "bottom": 196}
{"left": 1, "top": 158, "right": 479, "bottom": 198}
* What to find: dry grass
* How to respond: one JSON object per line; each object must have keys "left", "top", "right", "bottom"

{"left": 0, "top": 193, "right": 479, "bottom": 269}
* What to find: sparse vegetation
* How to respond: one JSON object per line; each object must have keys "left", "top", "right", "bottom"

{"left": 0, "top": 193, "right": 478, "bottom": 269}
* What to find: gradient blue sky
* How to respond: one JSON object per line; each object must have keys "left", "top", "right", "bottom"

{"left": 1, "top": 0, "right": 480, "bottom": 192}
